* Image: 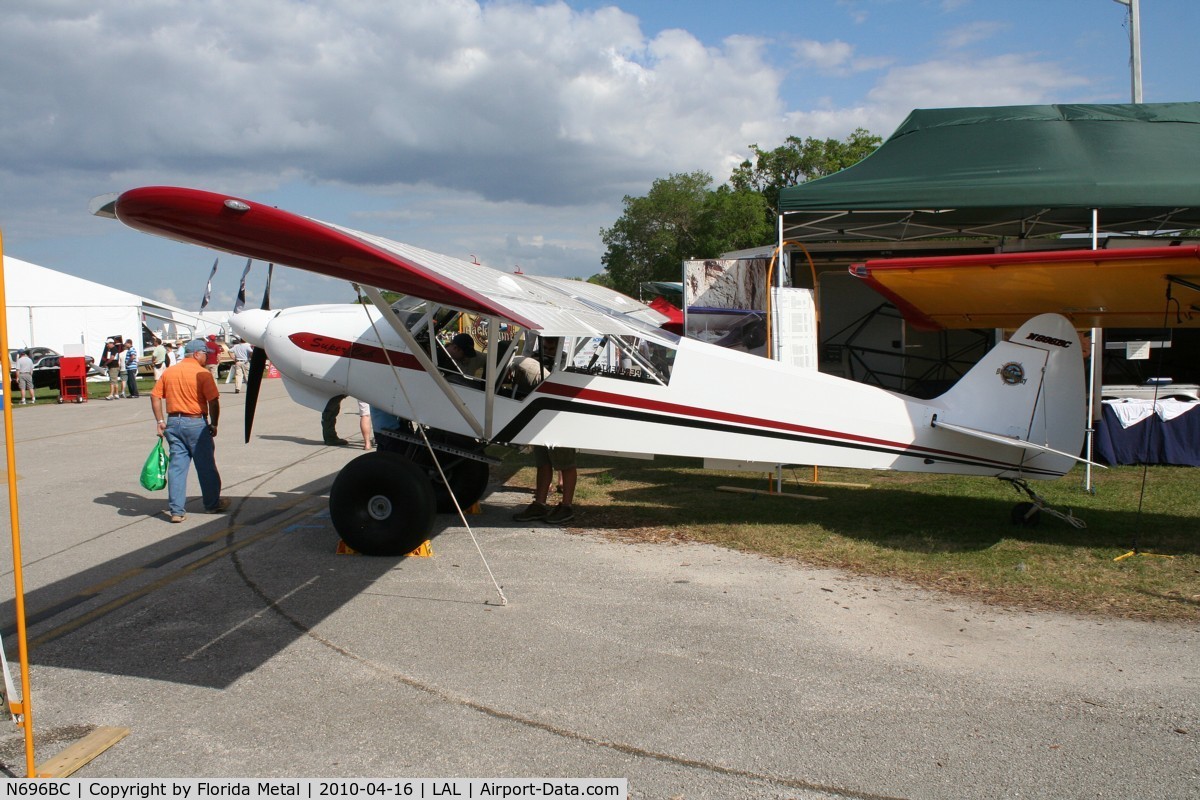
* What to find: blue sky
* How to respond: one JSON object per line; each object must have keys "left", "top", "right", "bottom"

{"left": 1, "top": 0, "right": 1194, "bottom": 310}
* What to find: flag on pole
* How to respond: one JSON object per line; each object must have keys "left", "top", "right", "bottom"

{"left": 233, "top": 258, "right": 252, "bottom": 313}
{"left": 199, "top": 258, "right": 219, "bottom": 312}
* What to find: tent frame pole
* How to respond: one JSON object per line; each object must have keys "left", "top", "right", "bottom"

{"left": 1086, "top": 209, "right": 1100, "bottom": 493}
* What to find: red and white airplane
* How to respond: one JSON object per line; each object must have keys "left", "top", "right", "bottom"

{"left": 101, "top": 187, "right": 1090, "bottom": 555}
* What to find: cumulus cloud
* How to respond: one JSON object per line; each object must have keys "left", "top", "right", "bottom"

{"left": 866, "top": 54, "right": 1092, "bottom": 117}
{"left": 795, "top": 39, "right": 856, "bottom": 71}
{"left": 0, "top": 1, "right": 1117, "bottom": 303}
{"left": 783, "top": 52, "right": 1094, "bottom": 144}
{"left": 0, "top": 1, "right": 805, "bottom": 296}
{"left": 0, "top": 1, "right": 784, "bottom": 208}
{"left": 793, "top": 38, "right": 892, "bottom": 76}
{"left": 942, "top": 20, "right": 1011, "bottom": 49}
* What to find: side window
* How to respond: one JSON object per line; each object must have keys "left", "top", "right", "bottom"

{"left": 568, "top": 335, "right": 675, "bottom": 385}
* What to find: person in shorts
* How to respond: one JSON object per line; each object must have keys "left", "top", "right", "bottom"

{"left": 356, "top": 399, "right": 373, "bottom": 450}
{"left": 14, "top": 350, "right": 34, "bottom": 404}
{"left": 105, "top": 339, "right": 124, "bottom": 400}
{"left": 512, "top": 445, "right": 577, "bottom": 523}
{"left": 510, "top": 336, "right": 577, "bottom": 524}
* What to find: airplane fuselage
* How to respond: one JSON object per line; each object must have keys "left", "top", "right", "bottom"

{"left": 237, "top": 304, "right": 1081, "bottom": 480}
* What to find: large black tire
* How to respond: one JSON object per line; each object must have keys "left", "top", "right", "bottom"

{"left": 329, "top": 451, "right": 436, "bottom": 556}
{"left": 429, "top": 457, "right": 491, "bottom": 514}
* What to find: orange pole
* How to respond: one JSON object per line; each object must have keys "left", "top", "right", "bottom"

{"left": 0, "top": 233, "right": 37, "bottom": 776}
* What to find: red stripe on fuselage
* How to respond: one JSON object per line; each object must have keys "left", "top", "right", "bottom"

{"left": 288, "top": 332, "right": 423, "bottom": 370}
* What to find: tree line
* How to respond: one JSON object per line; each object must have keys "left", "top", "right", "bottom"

{"left": 595, "top": 128, "right": 881, "bottom": 296}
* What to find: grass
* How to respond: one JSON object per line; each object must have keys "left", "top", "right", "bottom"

{"left": 12, "top": 378, "right": 156, "bottom": 404}
{"left": 501, "top": 454, "right": 1200, "bottom": 622}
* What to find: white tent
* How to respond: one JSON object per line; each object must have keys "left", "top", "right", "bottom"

{"left": 140, "top": 301, "right": 229, "bottom": 343}
{"left": 3, "top": 255, "right": 142, "bottom": 360}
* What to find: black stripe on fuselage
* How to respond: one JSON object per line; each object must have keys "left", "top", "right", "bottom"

{"left": 492, "top": 396, "right": 1064, "bottom": 477}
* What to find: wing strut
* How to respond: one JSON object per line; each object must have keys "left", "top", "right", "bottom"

{"left": 360, "top": 286, "right": 486, "bottom": 439}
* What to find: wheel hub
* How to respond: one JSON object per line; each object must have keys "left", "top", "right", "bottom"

{"left": 367, "top": 494, "right": 393, "bottom": 521}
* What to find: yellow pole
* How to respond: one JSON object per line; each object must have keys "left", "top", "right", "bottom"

{"left": 0, "top": 235, "right": 38, "bottom": 776}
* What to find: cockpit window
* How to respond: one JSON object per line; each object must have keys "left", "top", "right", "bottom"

{"left": 566, "top": 335, "right": 675, "bottom": 386}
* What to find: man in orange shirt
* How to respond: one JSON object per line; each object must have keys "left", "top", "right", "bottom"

{"left": 150, "top": 338, "right": 229, "bottom": 523}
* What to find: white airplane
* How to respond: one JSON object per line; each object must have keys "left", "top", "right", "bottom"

{"left": 102, "top": 187, "right": 1090, "bottom": 555}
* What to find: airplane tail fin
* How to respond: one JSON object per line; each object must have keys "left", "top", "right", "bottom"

{"left": 930, "top": 313, "right": 1087, "bottom": 477}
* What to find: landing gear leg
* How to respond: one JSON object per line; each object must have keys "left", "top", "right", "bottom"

{"left": 377, "top": 425, "right": 492, "bottom": 514}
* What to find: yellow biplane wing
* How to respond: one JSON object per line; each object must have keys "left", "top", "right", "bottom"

{"left": 851, "top": 245, "right": 1200, "bottom": 330}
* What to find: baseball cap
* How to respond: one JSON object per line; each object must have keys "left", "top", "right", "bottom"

{"left": 207, "top": 334, "right": 217, "bottom": 340}
{"left": 451, "top": 333, "right": 475, "bottom": 353}
{"left": 184, "top": 339, "right": 208, "bottom": 354}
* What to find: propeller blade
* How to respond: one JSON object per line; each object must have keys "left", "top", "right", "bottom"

{"left": 244, "top": 347, "right": 268, "bottom": 443}
{"left": 244, "top": 264, "right": 273, "bottom": 443}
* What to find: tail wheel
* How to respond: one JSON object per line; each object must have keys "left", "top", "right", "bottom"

{"left": 329, "top": 451, "right": 436, "bottom": 556}
{"left": 1010, "top": 501, "right": 1041, "bottom": 528}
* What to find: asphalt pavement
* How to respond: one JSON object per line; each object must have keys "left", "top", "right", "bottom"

{"left": 0, "top": 378, "right": 1195, "bottom": 798}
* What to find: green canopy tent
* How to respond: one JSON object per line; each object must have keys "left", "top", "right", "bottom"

{"left": 776, "top": 103, "right": 1200, "bottom": 482}
{"left": 777, "top": 103, "right": 1200, "bottom": 242}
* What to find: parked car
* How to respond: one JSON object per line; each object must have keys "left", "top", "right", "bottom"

{"left": 9, "top": 348, "right": 102, "bottom": 391}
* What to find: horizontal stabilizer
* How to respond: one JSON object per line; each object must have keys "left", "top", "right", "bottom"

{"left": 932, "top": 418, "right": 1105, "bottom": 469}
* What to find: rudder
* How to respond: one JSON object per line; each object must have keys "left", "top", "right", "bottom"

{"left": 932, "top": 313, "right": 1086, "bottom": 476}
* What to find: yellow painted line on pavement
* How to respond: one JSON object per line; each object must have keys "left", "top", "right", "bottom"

{"left": 29, "top": 499, "right": 324, "bottom": 651}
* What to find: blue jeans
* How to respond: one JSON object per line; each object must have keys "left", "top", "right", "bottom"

{"left": 164, "top": 417, "right": 221, "bottom": 516}
{"left": 125, "top": 368, "right": 140, "bottom": 397}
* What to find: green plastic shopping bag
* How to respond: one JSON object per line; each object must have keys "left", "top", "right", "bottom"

{"left": 139, "top": 437, "right": 170, "bottom": 491}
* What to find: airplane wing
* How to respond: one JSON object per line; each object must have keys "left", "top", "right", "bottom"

{"left": 850, "top": 245, "right": 1200, "bottom": 330}
{"left": 111, "top": 186, "right": 670, "bottom": 339}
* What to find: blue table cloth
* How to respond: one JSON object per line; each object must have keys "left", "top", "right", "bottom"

{"left": 1095, "top": 400, "right": 1200, "bottom": 466}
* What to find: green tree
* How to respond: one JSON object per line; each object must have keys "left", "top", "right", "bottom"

{"left": 598, "top": 129, "right": 880, "bottom": 294}
{"left": 730, "top": 127, "right": 882, "bottom": 215}
{"left": 600, "top": 171, "right": 713, "bottom": 296}
{"left": 695, "top": 185, "right": 773, "bottom": 257}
